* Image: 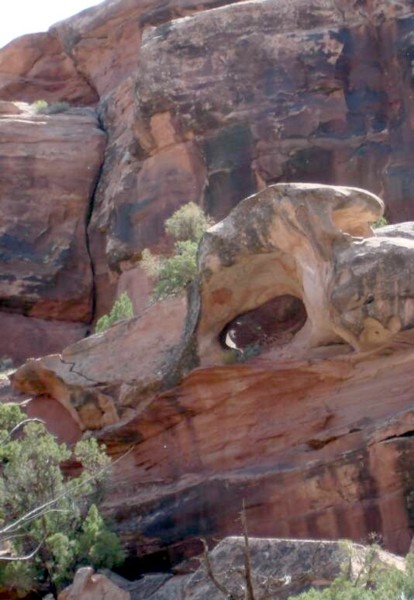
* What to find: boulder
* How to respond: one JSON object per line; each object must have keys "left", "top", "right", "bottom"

{"left": 11, "top": 297, "right": 187, "bottom": 431}
{"left": 121, "top": 538, "right": 405, "bottom": 599}
{"left": 58, "top": 567, "right": 130, "bottom": 600}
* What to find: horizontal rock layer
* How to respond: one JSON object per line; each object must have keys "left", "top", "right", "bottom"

{"left": 12, "top": 183, "right": 414, "bottom": 562}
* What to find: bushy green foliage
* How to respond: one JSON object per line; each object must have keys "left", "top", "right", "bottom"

{"left": 0, "top": 404, "right": 124, "bottom": 595}
{"left": 164, "top": 201, "right": 213, "bottom": 243}
{"left": 31, "top": 99, "right": 48, "bottom": 113}
{"left": 142, "top": 202, "right": 213, "bottom": 300}
{"left": 143, "top": 240, "right": 199, "bottom": 300}
{"left": 31, "top": 100, "right": 71, "bottom": 115}
{"left": 372, "top": 216, "right": 389, "bottom": 228}
{"left": 95, "top": 292, "right": 134, "bottom": 333}
{"left": 291, "top": 546, "right": 414, "bottom": 600}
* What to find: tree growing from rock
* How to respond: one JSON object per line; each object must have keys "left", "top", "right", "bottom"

{"left": 142, "top": 202, "right": 213, "bottom": 300}
{"left": 0, "top": 403, "right": 124, "bottom": 596}
{"left": 95, "top": 292, "right": 134, "bottom": 333}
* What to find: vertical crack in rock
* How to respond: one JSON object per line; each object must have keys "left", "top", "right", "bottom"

{"left": 85, "top": 111, "right": 107, "bottom": 334}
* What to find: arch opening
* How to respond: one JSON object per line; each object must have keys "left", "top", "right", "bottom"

{"left": 220, "top": 294, "right": 307, "bottom": 352}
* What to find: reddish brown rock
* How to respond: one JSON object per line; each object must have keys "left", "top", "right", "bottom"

{"left": 11, "top": 183, "right": 414, "bottom": 561}
{"left": 0, "top": 33, "right": 97, "bottom": 104}
{"left": 3, "top": 0, "right": 414, "bottom": 324}
{"left": 82, "top": 0, "right": 414, "bottom": 315}
{"left": 52, "top": 0, "right": 247, "bottom": 98}
{"left": 0, "top": 104, "right": 106, "bottom": 363}
{"left": 0, "top": 312, "right": 87, "bottom": 366}
{"left": 101, "top": 338, "right": 414, "bottom": 560}
{"left": 11, "top": 296, "right": 187, "bottom": 430}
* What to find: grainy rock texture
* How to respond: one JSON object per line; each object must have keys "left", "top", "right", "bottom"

{"left": 4, "top": 0, "right": 414, "bottom": 577}
{"left": 11, "top": 183, "right": 414, "bottom": 561}
{"left": 3, "top": 0, "right": 414, "bottom": 350}
{"left": 0, "top": 103, "right": 106, "bottom": 362}
{"left": 12, "top": 297, "right": 187, "bottom": 431}
{"left": 58, "top": 567, "right": 130, "bottom": 600}
{"left": 163, "top": 538, "right": 403, "bottom": 600}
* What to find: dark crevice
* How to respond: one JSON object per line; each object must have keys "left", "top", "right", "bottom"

{"left": 220, "top": 295, "right": 307, "bottom": 351}
{"left": 114, "top": 551, "right": 173, "bottom": 580}
{"left": 84, "top": 111, "right": 107, "bottom": 336}
{"left": 307, "top": 436, "right": 339, "bottom": 450}
{"left": 380, "top": 430, "right": 414, "bottom": 443}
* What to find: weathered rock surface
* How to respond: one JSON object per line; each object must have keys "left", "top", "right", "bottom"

{"left": 58, "top": 567, "right": 130, "bottom": 600}
{"left": 3, "top": 0, "right": 414, "bottom": 577}
{"left": 0, "top": 33, "right": 98, "bottom": 104}
{"left": 3, "top": 0, "right": 414, "bottom": 329}
{"left": 173, "top": 537, "right": 403, "bottom": 600}
{"left": 11, "top": 183, "right": 414, "bottom": 561}
{"left": 12, "top": 297, "right": 187, "bottom": 431}
{"left": 0, "top": 103, "right": 106, "bottom": 363}
{"left": 81, "top": 0, "right": 414, "bottom": 319}
{"left": 103, "top": 538, "right": 404, "bottom": 599}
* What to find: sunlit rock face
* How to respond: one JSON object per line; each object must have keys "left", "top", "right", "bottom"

{"left": 0, "top": 103, "right": 106, "bottom": 364}
{"left": 2, "top": 0, "right": 414, "bottom": 329}
{"left": 195, "top": 183, "right": 387, "bottom": 362}
{"left": 11, "top": 183, "right": 414, "bottom": 561}
{"left": 89, "top": 0, "right": 414, "bottom": 318}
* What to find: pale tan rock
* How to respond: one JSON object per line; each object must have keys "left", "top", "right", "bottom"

{"left": 58, "top": 567, "right": 130, "bottom": 600}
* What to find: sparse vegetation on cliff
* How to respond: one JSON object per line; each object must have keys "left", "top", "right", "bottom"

{"left": 142, "top": 202, "right": 213, "bottom": 300}
{"left": 0, "top": 403, "right": 124, "bottom": 596}
{"left": 291, "top": 543, "right": 413, "bottom": 600}
{"left": 95, "top": 291, "right": 134, "bottom": 333}
{"left": 372, "top": 216, "right": 389, "bottom": 228}
{"left": 31, "top": 100, "right": 71, "bottom": 114}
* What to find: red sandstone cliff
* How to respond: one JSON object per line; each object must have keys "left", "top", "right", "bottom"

{"left": 2, "top": 0, "right": 414, "bottom": 364}
{"left": 3, "top": 0, "right": 414, "bottom": 576}
{"left": 10, "top": 183, "right": 414, "bottom": 564}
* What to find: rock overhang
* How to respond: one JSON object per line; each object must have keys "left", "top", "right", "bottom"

{"left": 13, "top": 181, "right": 414, "bottom": 429}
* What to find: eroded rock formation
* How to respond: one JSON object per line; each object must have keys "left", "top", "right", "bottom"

{"left": 11, "top": 183, "right": 414, "bottom": 562}
{"left": 3, "top": 0, "right": 414, "bottom": 354}
{"left": 76, "top": 539, "right": 404, "bottom": 600}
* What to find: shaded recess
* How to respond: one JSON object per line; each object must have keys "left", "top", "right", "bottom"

{"left": 220, "top": 294, "right": 307, "bottom": 351}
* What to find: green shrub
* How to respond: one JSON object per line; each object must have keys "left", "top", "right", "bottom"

{"left": 95, "top": 292, "right": 134, "bottom": 333}
{"left": 143, "top": 240, "right": 199, "bottom": 300}
{"left": 291, "top": 545, "right": 414, "bottom": 600}
{"left": 142, "top": 202, "right": 213, "bottom": 300}
{"left": 372, "top": 216, "right": 389, "bottom": 228}
{"left": 31, "top": 99, "right": 48, "bottom": 113}
{"left": 31, "top": 100, "right": 71, "bottom": 115}
{"left": 164, "top": 201, "right": 213, "bottom": 243}
{"left": 41, "top": 101, "right": 71, "bottom": 115}
{"left": 0, "top": 403, "right": 124, "bottom": 595}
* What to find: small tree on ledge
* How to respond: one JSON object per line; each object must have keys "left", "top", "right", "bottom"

{"left": 142, "top": 202, "right": 213, "bottom": 301}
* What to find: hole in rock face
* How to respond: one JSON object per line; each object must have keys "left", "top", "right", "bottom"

{"left": 220, "top": 295, "right": 307, "bottom": 351}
